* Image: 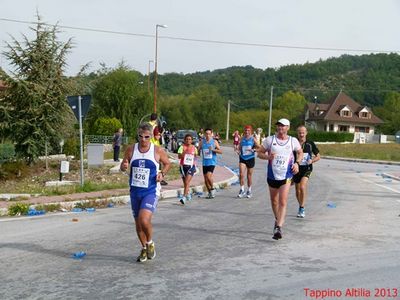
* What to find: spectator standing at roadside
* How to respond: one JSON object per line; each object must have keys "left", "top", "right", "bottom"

{"left": 112, "top": 128, "right": 123, "bottom": 162}
{"left": 198, "top": 128, "right": 204, "bottom": 140}
{"left": 120, "top": 122, "right": 171, "bottom": 263}
{"left": 293, "top": 125, "right": 320, "bottom": 218}
{"left": 253, "top": 128, "right": 262, "bottom": 145}
{"left": 177, "top": 134, "right": 198, "bottom": 204}
{"left": 150, "top": 127, "right": 161, "bottom": 146}
{"left": 198, "top": 128, "right": 223, "bottom": 199}
{"left": 149, "top": 113, "right": 158, "bottom": 131}
{"left": 233, "top": 130, "right": 240, "bottom": 152}
{"left": 150, "top": 126, "right": 168, "bottom": 186}
{"left": 214, "top": 132, "right": 221, "bottom": 144}
{"left": 257, "top": 118, "right": 303, "bottom": 240}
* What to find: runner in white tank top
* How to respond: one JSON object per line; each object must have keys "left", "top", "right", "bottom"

{"left": 120, "top": 122, "right": 171, "bottom": 263}
{"left": 257, "top": 118, "right": 303, "bottom": 240}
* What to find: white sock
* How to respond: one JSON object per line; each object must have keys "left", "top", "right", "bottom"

{"left": 247, "top": 186, "right": 252, "bottom": 192}
{"left": 146, "top": 240, "right": 153, "bottom": 245}
{"left": 240, "top": 185, "right": 244, "bottom": 191}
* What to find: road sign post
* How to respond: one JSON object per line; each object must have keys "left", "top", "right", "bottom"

{"left": 67, "top": 95, "right": 92, "bottom": 187}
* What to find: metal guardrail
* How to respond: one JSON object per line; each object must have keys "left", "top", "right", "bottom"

{"left": 85, "top": 135, "right": 128, "bottom": 144}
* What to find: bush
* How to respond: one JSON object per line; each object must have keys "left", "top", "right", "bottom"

{"left": 8, "top": 202, "right": 30, "bottom": 216}
{"left": 63, "top": 138, "right": 80, "bottom": 158}
{"left": 92, "top": 117, "right": 122, "bottom": 136}
{"left": 0, "top": 160, "right": 29, "bottom": 180}
{"left": 0, "top": 143, "right": 15, "bottom": 163}
{"left": 35, "top": 203, "right": 62, "bottom": 212}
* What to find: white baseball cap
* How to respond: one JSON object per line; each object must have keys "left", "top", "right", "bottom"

{"left": 276, "top": 118, "right": 290, "bottom": 126}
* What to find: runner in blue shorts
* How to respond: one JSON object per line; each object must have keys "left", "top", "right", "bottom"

{"left": 120, "top": 122, "right": 171, "bottom": 262}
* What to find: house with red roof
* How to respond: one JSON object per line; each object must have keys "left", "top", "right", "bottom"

{"left": 305, "top": 92, "right": 383, "bottom": 137}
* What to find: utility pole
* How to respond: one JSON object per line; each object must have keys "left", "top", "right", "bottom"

{"left": 268, "top": 86, "right": 274, "bottom": 136}
{"left": 226, "top": 100, "right": 231, "bottom": 141}
{"left": 147, "top": 60, "right": 153, "bottom": 95}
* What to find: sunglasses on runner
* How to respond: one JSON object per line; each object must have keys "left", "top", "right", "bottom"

{"left": 138, "top": 134, "right": 151, "bottom": 140}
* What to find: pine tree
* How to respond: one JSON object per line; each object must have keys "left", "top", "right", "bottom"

{"left": 1, "top": 15, "right": 72, "bottom": 164}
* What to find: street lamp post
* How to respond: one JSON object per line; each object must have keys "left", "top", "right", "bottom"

{"left": 147, "top": 60, "right": 153, "bottom": 95}
{"left": 153, "top": 24, "right": 167, "bottom": 113}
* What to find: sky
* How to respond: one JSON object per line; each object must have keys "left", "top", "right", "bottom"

{"left": 1, "top": 0, "right": 399, "bottom": 77}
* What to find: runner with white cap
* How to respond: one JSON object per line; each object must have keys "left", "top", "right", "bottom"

{"left": 257, "top": 118, "right": 303, "bottom": 240}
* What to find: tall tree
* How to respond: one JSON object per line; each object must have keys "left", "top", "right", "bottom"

{"left": 159, "top": 95, "right": 196, "bottom": 130}
{"left": 88, "top": 66, "right": 151, "bottom": 137}
{"left": 1, "top": 15, "right": 73, "bottom": 164}
{"left": 189, "top": 85, "right": 226, "bottom": 130}
{"left": 274, "top": 91, "right": 307, "bottom": 122}
{"left": 375, "top": 92, "right": 400, "bottom": 134}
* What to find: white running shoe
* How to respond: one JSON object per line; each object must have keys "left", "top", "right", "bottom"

{"left": 237, "top": 189, "right": 246, "bottom": 198}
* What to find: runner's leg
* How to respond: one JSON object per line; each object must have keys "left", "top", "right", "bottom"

{"left": 184, "top": 174, "right": 193, "bottom": 196}
{"left": 297, "top": 177, "right": 309, "bottom": 207}
{"left": 276, "top": 182, "right": 291, "bottom": 227}
{"left": 137, "top": 209, "right": 153, "bottom": 245}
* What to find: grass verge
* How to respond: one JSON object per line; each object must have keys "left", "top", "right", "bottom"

{"left": 317, "top": 143, "right": 400, "bottom": 162}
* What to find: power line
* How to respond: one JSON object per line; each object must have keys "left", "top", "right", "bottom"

{"left": 1, "top": 17, "right": 399, "bottom": 54}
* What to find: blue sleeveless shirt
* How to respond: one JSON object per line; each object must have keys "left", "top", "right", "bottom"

{"left": 201, "top": 138, "right": 217, "bottom": 166}
{"left": 129, "top": 143, "right": 160, "bottom": 196}
{"left": 239, "top": 136, "right": 255, "bottom": 160}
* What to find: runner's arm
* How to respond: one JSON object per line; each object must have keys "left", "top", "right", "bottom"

{"left": 311, "top": 142, "right": 321, "bottom": 164}
{"left": 257, "top": 145, "right": 273, "bottom": 160}
{"left": 253, "top": 137, "right": 261, "bottom": 151}
{"left": 120, "top": 145, "right": 133, "bottom": 172}
{"left": 197, "top": 140, "right": 203, "bottom": 156}
{"left": 177, "top": 145, "right": 184, "bottom": 159}
{"left": 292, "top": 147, "right": 303, "bottom": 174}
{"left": 157, "top": 147, "right": 171, "bottom": 182}
{"left": 212, "top": 140, "right": 223, "bottom": 154}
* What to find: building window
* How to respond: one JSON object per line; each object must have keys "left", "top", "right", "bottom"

{"left": 356, "top": 126, "right": 370, "bottom": 133}
{"left": 329, "top": 124, "right": 334, "bottom": 131}
{"left": 360, "top": 112, "right": 370, "bottom": 119}
{"left": 341, "top": 110, "right": 352, "bottom": 117}
{"left": 339, "top": 125, "right": 349, "bottom": 132}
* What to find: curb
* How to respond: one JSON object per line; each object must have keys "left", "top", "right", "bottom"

{"left": 381, "top": 173, "right": 400, "bottom": 181}
{"left": 0, "top": 165, "right": 239, "bottom": 217}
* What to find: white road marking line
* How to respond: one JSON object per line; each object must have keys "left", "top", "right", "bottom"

{"left": 360, "top": 178, "right": 400, "bottom": 194}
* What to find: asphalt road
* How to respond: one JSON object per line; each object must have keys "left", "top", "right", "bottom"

{"left": 1, "top": 146, "right": 400, "bottom": 300}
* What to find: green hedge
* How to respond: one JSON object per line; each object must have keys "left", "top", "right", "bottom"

{"left": 0, "top": 143, "right": 15, "bottom": 163}
{"left": 289, "top": 130, "right": 354, "bottom": 142}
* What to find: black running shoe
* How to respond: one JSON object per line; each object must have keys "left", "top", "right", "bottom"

{"left": 273, "top": 226, "right": 282, "bottom": 240}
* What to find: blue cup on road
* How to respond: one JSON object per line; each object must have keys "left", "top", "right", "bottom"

{"left": 327, "top": 202, "right": 337, "bottom": 208}
{"left": 72, "top": 251, "right": 86, "bottom": 259}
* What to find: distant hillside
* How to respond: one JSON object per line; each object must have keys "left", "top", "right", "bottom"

{"left": 158, "top": 53, "right": 400, "bottom": 110}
